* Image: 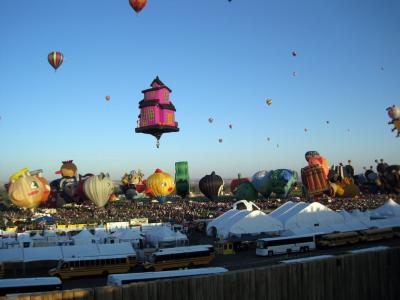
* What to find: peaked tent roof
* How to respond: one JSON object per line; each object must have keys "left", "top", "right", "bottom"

{"left": 269, "top": 201, "right": 295, "bottom": 218}
{"left": 229, "top": 210, "right": 283, "bottom": 236}
{"left": 373, "top": 199, "right": 400, "bottom": 217}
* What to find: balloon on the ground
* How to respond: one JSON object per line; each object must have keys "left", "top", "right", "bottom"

{"left": 305, "top": 151, "right": 329, "bottom": 179}
{"left": 234, "top": 182, "right": 258, "bottom": 201}
{"left": 146, "top": 169, "right": 175, "bottom": 201}
{"left": 55, "top": 160, "right": 77, "bottom": 177}
{"left": 135, "top": 76, "right": 179, "bottom": 148}
{"left": 264, "top": 169, "right": 298, "bottom": 198}
{"left": 48, "top": 51, "right": 64, "bottom": 71}
{"left": 199, "top": 171, "right": 224, "bottom": 201}
{"left": 8, "top": 168, "right": 50, "bottom": 208}
{"left": 251, "top": 170, "right": 271, "bottom": 197}
{"left": 230, "top": 173, "right": 250, "bottom": 194}
{"left": 83, "top": 173, "right": 114, "bottom": 207}
{"left": 175, "top": 161, "right": 190, "bottom": 199}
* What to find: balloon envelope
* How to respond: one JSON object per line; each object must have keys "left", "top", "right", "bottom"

{"left": 83, "top": 173, "right": 113, "bottom": 207}
{"left": 199, "top": 171, "right": 224, "bottom": 201}
{"left": 48, "top": 51, "right": 64, "bottom": 70}
{"left": 129, "top": 0, "right": 147, "bottom": 13}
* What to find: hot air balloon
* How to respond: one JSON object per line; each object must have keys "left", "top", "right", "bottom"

{"left": 129, "top": 0, "right": 147, "bottom": 14}
{"left": 8, "top": 168, "right": 50, "bottom": 208}
{"left": 326, "top": 120, "right": 330, "bottom": 124}
{"left": 387, "top": 105, "right": 400, "bottom": 137}
{"left": 251, "top": 170, "right": 271, "bottom": 198}
{"left": 146, "top": 169, "right": 175, "bottom": 202}
{"left": 234, "top": 182, "right": 258, "bottom": 201}
{"left": 230, "top": 173, "right": 250, "bottom": 194}
{"left": 175, "top": 161, "right": 190, "bottom": 199}
{"left": 292, "top": 50, "right": 297, "bottom": 57}
{"left": 105, "top": 95, "right": 111, "bottom": 101}
{"left": 292, "top": 71, "right": 298, "bottom": 77}
{"left": 208, "top": 117, "right": 214, "bottom": 123}
{"left": 135, "top": 77, "right": 179, "bottom": 148}
{"left": 83, "top": 173, "right": 114, "bottom": 207}
{"left": 48, "top": 51, "right": 64, "bottom": 71}
{"left": 199, "top": 171, "right": 224, "bottom": 201}
{"left": 304, "top": 128, "right": 308, "bottom": 132}
{"left": 218, "top": 138, "right": 223, "bottom": 143}
{"left": 228, "top": 124, "right": 233, "bottom": 129}
{"left": 267, "top": 137, "right": 270, "bottom": 141}
{"left": 266, "top": 99, "right": 272, "bottom": 106}
{"left": 276, "top": 144, "right": 279, "bottom": 147}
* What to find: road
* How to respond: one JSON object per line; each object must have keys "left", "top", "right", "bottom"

{"left": 62, "top": 239, "right": 400, "bottom": 290}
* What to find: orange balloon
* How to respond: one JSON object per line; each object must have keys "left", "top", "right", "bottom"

{"left": 129, "top": 0, "right": 147, "bottom": 14}
{"left": 105, "top": 95, "right": 110, "bottom": 101}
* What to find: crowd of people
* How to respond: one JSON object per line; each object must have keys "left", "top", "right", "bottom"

{"left": 0, "top": 194, "right": 398, "bottom": 230}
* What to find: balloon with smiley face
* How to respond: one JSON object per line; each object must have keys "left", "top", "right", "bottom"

{"left": 8, "top": 168, "right": 50, "bottom": 208}
{"left": 146, "top": 169, "right": 175, "bottom": 202}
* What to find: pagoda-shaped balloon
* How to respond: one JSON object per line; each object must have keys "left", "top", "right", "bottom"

{"left": 135, "top": 76, "right": 179, "bottom": 148}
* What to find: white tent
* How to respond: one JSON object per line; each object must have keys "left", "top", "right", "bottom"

{"left": 228, "top": 210, "right": 283, "bottom": 236}
{"left": 274, "top": 202, "right": 309, "bottom": 224}
{"left": 72, "top": 229, "right": 99, "bottom": 245}
{"left": 269, "top": 201, "right": 296, "bottom": 218}
{"left": 206, "top": 200, "right": 283, "bottom": 239}
{"left": 281, "top": 202, "right": 346, "bottom": 231}
{"left": 372, "top": 199, "right": 400, "bottom": 218}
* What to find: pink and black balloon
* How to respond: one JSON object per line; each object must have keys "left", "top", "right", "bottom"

{"left": 199, "top": 171, "right": 224, "bottom": 201}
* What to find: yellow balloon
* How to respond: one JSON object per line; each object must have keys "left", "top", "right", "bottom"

{"left": 146, "top": 169, "right": 175, "bottom": 197}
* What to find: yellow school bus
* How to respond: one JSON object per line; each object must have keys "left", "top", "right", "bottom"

{"left": 49, "top": 254, "right": 136, "bottom": 279}
{"left": 143, "top": 245, "right": 215, "bottom": 272}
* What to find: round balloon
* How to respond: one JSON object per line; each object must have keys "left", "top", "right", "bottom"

{"left": 8, "top": 168, "right": 50, "bottom": 208}
{"left": 146, "top": 169, "right": 175, "bottom": 199}
{"left": 105, "top": 95, "right": 111, "bottom": 101}
{"left": 199, "top": 171, "right": 224, "bottom": 201}
{"left": 251, "top": 170, "right": 271, "bottom": 197}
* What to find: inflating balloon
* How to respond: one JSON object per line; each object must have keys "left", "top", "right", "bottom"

{"left": 8, "top": 168, "right": 50, "bottom": 208}
{"left": 387, "top": 105, "right": 400, "bottom": 137}
{"left": 146, "top": 169, "right": 175, "bottom": 201}
{"left": 199, "top": 171, "right": 224, "bottom": 201}
{"left": 48, "top": 51, "right": 64, "bottom": 71}
{"left": 83, "top": 173, "right": 114, "bottom": 207}
{"left": 251, "top": 170, "right": 271, "bottom": 198}
{"left": 175, "top": 162, "right": 190, "bottom": 199}
{"left": 129, "top": 0, "right": 147, "bottom": 14}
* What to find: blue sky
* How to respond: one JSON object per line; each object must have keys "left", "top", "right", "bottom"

{"left": 0, "top": 0, "right": 399, "bottom": 181}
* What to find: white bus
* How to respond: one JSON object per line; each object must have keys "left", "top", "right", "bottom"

{"left": 256, "top": 234, "right": 316, "bottom": 256}
{"left": 0, "top": 277, "right": 62, "bottom": 296}
{"left": 107, "top": 267, "right": 228, "bottom": 286}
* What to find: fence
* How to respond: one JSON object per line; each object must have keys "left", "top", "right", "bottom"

{"left": 2, "top": 247, "right": 400, "bottom": 300}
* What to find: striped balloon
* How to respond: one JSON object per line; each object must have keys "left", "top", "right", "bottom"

{"left": 129, "top": 0, "right": 147, "bottom": 14}
{"left": 48, "top": 51, "right": 64, "bottom": 71}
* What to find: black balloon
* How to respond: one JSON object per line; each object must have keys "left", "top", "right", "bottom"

{"left": 199, "top": 171, "right": 224, "bottom": 201}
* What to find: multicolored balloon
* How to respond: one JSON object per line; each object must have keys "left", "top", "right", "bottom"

{"left": 129, "top": 0, "right": 147, "bottom": 14}
{"left": 48, "top": 51, "right": 64, "bottom": 71}
{"left": 266, "top": 99, "right": 272, "bottom": 106}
